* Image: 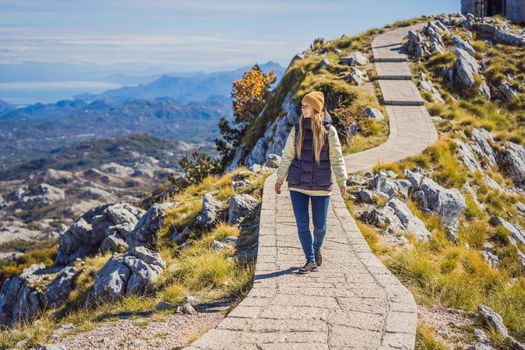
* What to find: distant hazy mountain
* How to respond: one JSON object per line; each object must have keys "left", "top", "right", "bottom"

{"left": 74, "top": 61, "right": 285, "bottom": 103}
{"left": 0, "top": 99, "right": 14, "bottom": 116}
{"left": 0, "top": 132, "right": 206, "bottom": 181}
{"left": 0, "top": 97, "right": 230, "bottom": 170}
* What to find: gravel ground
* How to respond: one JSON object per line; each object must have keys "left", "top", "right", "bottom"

{"left": 51, "top": 312, "right": 224, "bottom": 350}
{"left": 418, "top": 304, "right": 477, "bottom": 349}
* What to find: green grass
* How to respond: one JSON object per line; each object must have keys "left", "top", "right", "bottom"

{"left": 0, "top": 167, "right": 268, "bottom": 349}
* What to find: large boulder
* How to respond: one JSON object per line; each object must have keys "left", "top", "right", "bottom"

{"left": 0, "top": 263, "right": 82, "bottom": 325}
{"left": 194, "top": 193, "right": 224, "bottom": 230}
{"left": 126, "top": 202, "right": 177, "bottom": 249}
{"left": 228, "top": 194, "right": 259, "bottom": 225}
{"left": 452, "top": 35, "right": 475, "bottom": 56}
{"left": 364, "top": 107, "right": 385, "bottom": 121}
{"left": 361, "top": 197, "right": 432, "bottom": 241}
{"left": 369, "top": 173, "right": 411, "bottom": 199}
{"left": 470, "top": 128, "right": 497, "bottom": 168}
{"left": 85, "top": 246, "right": 165, "bottom": 305}
{"left": 498, "top": 141, "right": 525, "bottom": 188}
{"left": 489, "top": 216, "right": 525, "bottom": 247}
{"left": 55, "top": 202, "right": 145, "bottom": 266}
{"left": 455, "top": 139, "right": 482, "bottom": 172}
{"left": 339, "top": 51, "right": 369, "bottom": 66}
{"left": 405, "top": 170, "right": 466, "bottom": 241}
{"left": 449, "top": 47, "right": 491, "bottom": 99}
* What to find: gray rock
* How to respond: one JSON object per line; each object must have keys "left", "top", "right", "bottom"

{"left": 471, "top": 128, "right": 497, "bottom": 168}
{"left": 0, "top": 264, "right": 82, "bottom": 325}
{"left": 348, "top": 67, "right": 366, "bottom": 86}
{"left": 339, "top": 51, "right": 369, "bottom": 66}
{"left": 497, "top": 81, "right": 518, "bottom": 101}
{"left": 419, "top": 72, "right": 445, "bottom": 103}
{"left": 450, "top": 47, "right": 491, "bottom": 99}
{"left": 126, "top": 202, "right": 177, "bottom": 249}
{"left": 364, "top": 107, "right": 384, "bottom": 121}
{"left": 494, "top": 28, "right": 525, "bottom": 47}
{"left": 361, "top": 197, "right": 432, "bottom": 240}
{"left": 355, "top": 189, "right": 377, "bottom": 204}
{"left": 406, "top": 170, "right": 466, "bottom": 240}
{"left": 86, "top": 246, "right": 165, "bottom": 305}
{"left": 171, "top": 225, "right": 190, "bottom": 244}
{"left": 55, "top": 202, "right": 145, "bottom": 266}
{"left": 319, "top": 59, "right": 330, "bottom": 68}
{"left": 370, "top": 174, "right": 411, "bottom": 199}
{"left": 481, "top": 242, "right": 499, "bottom": 268}
{"left": 499, "top": 141, "right": 525, "bottom": 188}
{"left": 179, "top": 241, "right": 193, "bottom": 251}
{"left": 516, "top": 202, "right": 525, "bottom": 214}
{"left": 210, "top": 240, "right": 230, "bottom": 251}
{"left": 228, "top": 194, "right": 259, "bottom": 225}
{"left": 231, "top": 171, "right": 252, "bottom": 191}
{"left": 177, "top": 302, "right": 197, "bottom": 315}
{"left": 452, "top": 35, "right": 475, "bottom": 56}
{"left": 455, "top": 139, "right": 481, "bottom": 172}
{"left": 489, "top": 216, "right": 525, "bottom": 246}
{"left": 266, "top": 154, "right": 281, "bottom": 168}
{"left": 476, "top": 305, "right": 509, "bottom": 337}
{"left": 100, "top": 235, "right": 128, "bottom": 254}
{"left": 194, "top": 194, "right": 224, "bottom": 230}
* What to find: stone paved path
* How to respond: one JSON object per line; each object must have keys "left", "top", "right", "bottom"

{"left": 185, "top": 24, "right": 438, "bottom": 350}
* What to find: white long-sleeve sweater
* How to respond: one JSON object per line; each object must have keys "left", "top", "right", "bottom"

{"left": 275, "top": 125, "right": 348, "bottom": 196}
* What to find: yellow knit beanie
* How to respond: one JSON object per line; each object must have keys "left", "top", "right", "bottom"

{"left": 302, "top": 91, "right": 325, "bottom": 116}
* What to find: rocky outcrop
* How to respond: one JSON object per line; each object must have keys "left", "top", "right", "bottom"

{"left": 369, "top": 173, "right": 411, "bottom": 199}
{"left": 0, "top": 263, "right": 83, "bottom": 325}
{"left": 348, "top": 68, "right": 367, "bottom": 86}
{"left": 419, "top": 72, "right": 445, "bottom": 103}
{"left": 364, "top": 107, "right": 385, "bottom": 121}
{"left": 443, "top": 47, "right": 491, "bottom": 99}
{"left": 489, "top": 216, "right": 525, "bottom": 247}
{"left": 85, "top": 246, "right": 166, "bottom": 305}
{"left": 470, "top": 128, "right": 497, "bottom": 168}
{"left": 498, "top": 141, "right": 525, "bottom": 188}
{"left": 55, "top": 202, "right": 145, "bottom": 266}
{"left": 361, "top": 197, "right": 431, "bottom": 241}
{"left": 194, "top": 194, "right": 225, "bottom": 230}
{"left": 405, "top": 169, "right": 466, "bottom": 241}
{"left": 227, "top": 194, "right": 259, "bottom": 225}
{"left": 126, "top": 202, "right": 177, "bottom": 249}
{"left": 339, "top": 51, "right": 369, "bottom": 66}
{"left": 243, "top": 91, "right": 300, "bottom": 167}
{"left": 472, "top": 22, "right": 525, "bottom": 47}
{"left": 404, "top": 21, "right": 448, "bottom": 59}
{"left": 476, "top": 305, "right": 525, "bottom": 349}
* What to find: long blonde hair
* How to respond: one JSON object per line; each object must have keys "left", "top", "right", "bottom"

{"left": 296, "top": 110, "right": 327, "bottom": 165}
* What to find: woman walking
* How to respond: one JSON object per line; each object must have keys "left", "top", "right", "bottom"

{"left": 274, "top": 90, "right": 348, "bottom": 274}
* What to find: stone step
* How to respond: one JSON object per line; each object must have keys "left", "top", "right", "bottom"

{"left": 379, "top": 79, "right": 425, "bottom": 106}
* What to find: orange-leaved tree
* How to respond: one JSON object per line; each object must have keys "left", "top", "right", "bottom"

{"left": 216, "top": 64, "right": 276, "bottom": 169}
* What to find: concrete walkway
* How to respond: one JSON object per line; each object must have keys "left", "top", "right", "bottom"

{"left": 185, "top": 24, "right": 438, "bottom": 350}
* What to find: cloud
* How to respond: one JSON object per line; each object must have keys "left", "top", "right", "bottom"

{"left": 0, "top": 26, "right": 298, "bottom": 67}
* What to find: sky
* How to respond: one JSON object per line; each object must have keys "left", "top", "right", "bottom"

{"left": 1, "top": 0, "right": 460, "bottom": 74}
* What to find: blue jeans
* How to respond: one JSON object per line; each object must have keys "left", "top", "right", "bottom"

{"left": 289, "top": 190, "right": 330, "bottom": 263}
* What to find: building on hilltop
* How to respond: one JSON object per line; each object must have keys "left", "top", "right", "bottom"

{"left": 461, "top": 0, "right": 525, "bottom": 23}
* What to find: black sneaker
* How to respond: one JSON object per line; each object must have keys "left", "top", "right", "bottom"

{"left": 314, "top": 249, "right": 322, "bottom": 267}
{"left": 298, "top": 260, "right": 318, "bottom": 274}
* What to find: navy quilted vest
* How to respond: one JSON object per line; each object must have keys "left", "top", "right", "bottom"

{"left": 286, "top": 114, "right": 333, "bottom": 191}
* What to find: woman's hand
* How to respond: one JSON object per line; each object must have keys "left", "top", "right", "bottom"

{"left": 340, "top": 185, "right": 347, "bottom": 196}
{"left": 275, "top": 183, "right": 282, "bottom": 194}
